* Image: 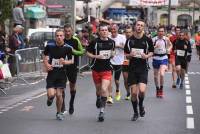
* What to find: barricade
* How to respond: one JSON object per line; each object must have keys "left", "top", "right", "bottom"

{"left": 15, "top": 47, "right": 43, "bottom": 84}
{"left": 78, "top": 54, "right": 90, "bottom": 71}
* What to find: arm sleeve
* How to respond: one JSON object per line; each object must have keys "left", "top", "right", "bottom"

{"left": 124, "top": 39, "right": 130, "bottom": 54}
{"left": 148, "top": 38, "right": 154, "bottom": 53}
{"left": 43, "top": 45, "right": 49, "bottom": 56}
{"left": 86, "top": 40, "right": 95, "bottom": 53}
{"left": 187, "top": 41, "right": 192, "bottom": 53}
{"left": 72, "top": 36, "right": 85, "bottom": 56}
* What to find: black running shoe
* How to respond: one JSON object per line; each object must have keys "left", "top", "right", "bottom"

{"left": 69, "top": 105, "right": 74, "bottom": 115}
{"left": 47, "top": 99, "right": 53, "bottom": 106}
{"left": 98, "top": 112, "right": 104, "bottom": 122}
{"left": 96, "top": 98, "right": 101, "bottom": 108}
{"left": 131, "top": 113, "right": 139, "bottom": 121}
{"left": 139, "top": 106, "right": 145, "bottom": 117}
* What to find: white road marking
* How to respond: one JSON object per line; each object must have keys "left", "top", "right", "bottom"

{"left": 33, "top": 92, "right": 46, "bottom": 99}
{"left": 185, "top": 77, "right": 189, "bottom": 81}
{"left": 186, "top": 96, "right": 192, "bottom": 104}
{"left": 187, "top": 117, "right": 195, "bottom": 129}
{"left": 0, "top": 112, "right": 3, "bottom": 114}
{"left": 186, "top": 90, "right": 191, "bottom": 95}
{"left": 1, "top": 109, "right": 9, "bottom": 112}
{"left": 185, "top": 80, "right": 189, "bottom": 84}
{"left": 186, "top": 105, "right": 193, "bottom": 115}
{"left": 185, "top": 73, "right": 188, "bottom": 77}
{"left": 185, "top": 85, "right": 190, "bottom": 89}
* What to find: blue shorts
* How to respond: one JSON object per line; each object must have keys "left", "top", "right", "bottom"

{"left": 152, "top": 59, "right": 168, "bottom": 69}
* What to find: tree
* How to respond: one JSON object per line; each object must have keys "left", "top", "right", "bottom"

{"left": 0, "top": 0, "right": 14, "bottom": 25}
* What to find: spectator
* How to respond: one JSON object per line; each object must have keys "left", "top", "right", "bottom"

{"left": 12, "top": 1, "right": 25, "bottom": 27}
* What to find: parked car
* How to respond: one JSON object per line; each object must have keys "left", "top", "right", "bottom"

{"left": 27, "top": 28, "right": 57, "bottom": 50}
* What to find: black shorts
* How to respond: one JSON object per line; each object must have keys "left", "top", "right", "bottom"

{"left": 112, "top": 65, "right": 122, "bottom": 81}
{"left": 128, "top": 70, "right": 148, "bottom": 85}
{"left": 175, "top": 57, "right": 187, "bottom": 70}
{"left": 122, "top": 65, "right": 129, "bottom": 72}
{"left": 65, "top": 67, "right": 78, "bottom": 84}
{"left": 46, "top": 70, "right": 67, "bottom": 89}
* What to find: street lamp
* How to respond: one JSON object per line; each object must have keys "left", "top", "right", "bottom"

{"left": 168, "top": 0, "right": 171, "bottom": 26}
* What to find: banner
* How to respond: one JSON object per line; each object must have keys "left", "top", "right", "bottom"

{"left": 130, "top": 0, "right": 179, "bottom": 6}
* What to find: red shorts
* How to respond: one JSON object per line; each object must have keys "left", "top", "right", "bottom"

{"left": 169, "top": 54, "right": 175, "bottom": 64}
{"left": 92, "top": 70, "right": 112, "bottom": 84}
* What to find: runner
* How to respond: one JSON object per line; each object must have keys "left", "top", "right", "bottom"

{"left": 43, "top": 29, "right": 73, "bottom": 120}
{"left": 169, "top": 26, "right": 181, "bottom": 88}
{"left": 194, "top": 30, "right": 200, "bottom": 60}
{"left": 123, "top": 25, "right": 133, "bottom": 100}
{"left": 107, "top": 24, "right": 126, "bottom": 103}
{"left": 173, "top": 31, "right": 192, "bottom": 89}
{"left": 62, "top": 24, "right": 85, "bottom": 115}
{"left": 152, "top": 26, "right": 172, "bottom": 98}
{"left": 124, "top": 20, "right": 154, "bottom": 121}
{"left": 86, "top": 24, "right": 115, "bottom": 122}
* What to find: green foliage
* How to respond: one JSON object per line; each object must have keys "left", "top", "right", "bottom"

{"left": 0, "top": 0, "right": 14, "bottom": 24}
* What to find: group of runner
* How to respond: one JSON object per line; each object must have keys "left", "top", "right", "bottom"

{"left": 43, "top": 20, "right": 193, "bottom": 122}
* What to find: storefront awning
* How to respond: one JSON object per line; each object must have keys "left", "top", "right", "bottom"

{"left": 25, "top": 6, "right": 46, "bottom": 19}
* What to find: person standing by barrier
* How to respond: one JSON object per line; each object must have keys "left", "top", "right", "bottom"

{"left": 122, "top": 25, "right": 133, "bottom": 100}
{"left": 12, "top": 1, "right": 25, "bottom": 27}
{"left": 62, "top": 24, "right": 85, "bottom": 115}
{"left": 43, "top": 29, "right": 73, "bottom": 120}
{"left": 152, "top": 26, "right": 172, "bottom": 98}
{"left": 86, "top": 24, "right": 115, "bottom": 122}
{"left": 124, "top": 20, "right": 154, "bottom": 121}
{"left": 107, "top": 24, "right": 126, "bottom": 103}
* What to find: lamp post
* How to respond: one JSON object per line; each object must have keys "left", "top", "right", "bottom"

{"left": 193, "top": 0, "right": 195, "bottom": 25}
{"left": 168, "top": 0, "right": 171, "bottom": 26}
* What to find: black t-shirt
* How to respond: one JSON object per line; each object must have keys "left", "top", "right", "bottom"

{"left": 43, "top": 41, "right": 73, "bottom": 79}
{"left": 87, "top": 37, "right": 115, "bottom": 71}
{"left": 124, "top": 35, "right": 154, "bottom": 72}
{"left": 173, "top": 39, "right": 191, "bottom": 59}
{"left": 64, "top": 37, "right": 80, "bottom": 68}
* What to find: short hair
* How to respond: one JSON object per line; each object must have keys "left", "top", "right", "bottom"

{"left": 157, "top": 26, "right": 165, "bottom": 31}
{"left": 64, "top": 23, "right": 73, "bottom": 30}
{"left": 55, "top": 29, "right": 64, "bottom": 35}
{"left": 98, "top": 23, "right": 108, "bottom": 30}
{"left": 175, "top": 26, "right": 181, "bottom": 31}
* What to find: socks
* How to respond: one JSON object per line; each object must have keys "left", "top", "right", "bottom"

{"left": 70, "top": 90, "right": 76, "bottom": 107}
{"left": 131, "top": 100, "right": 138, "bottom": 114}
{"left": 139, "top": 93, "right": 144, "bottom": 108}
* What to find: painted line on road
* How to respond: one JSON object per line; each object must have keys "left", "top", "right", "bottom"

{"left": 185, "top": 85, "right": 190, "bottom": 89}
{"left": 187, "top": 117, "right": 195, "bottom": 129}
{"left": 185, "top": 80, "right": 190, "bottom": 85}
{"left": 186, "top": 96, "right": 192, "bottom": 104}
{"left": 186, "top": 105, "right": 193, "bottom": 115}
{"left": 186, "top": 90, "right": 191, "bottom": 95}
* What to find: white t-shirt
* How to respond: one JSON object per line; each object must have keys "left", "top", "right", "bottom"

{"left": 152, "top": 36, "right": 168, "bottom": 60}
{"left": 109, "top": 34, "right": 126, "bottom": 65}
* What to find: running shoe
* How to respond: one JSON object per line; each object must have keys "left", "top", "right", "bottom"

{"left": 125, "top": 95, "right": 131, "bottom": 100}
{"left": 156, "top": 90, "right": 160, "bottom": 98}
{"left": 172, "top": 84, "right": 176, "bottom": 88}
{"left": 139, "top": 106, "right": 145, "bottom": 117}
{"left": 56, "top": 112, "right": 64, "bottom": 121}
{"left": 69, "top": 105, "right": 74, "bottom": 115}
{"left": 98, "top": 112, "right": 104, "bottom": 122}
{"left": 107, "top": 96, "right": 113, "bottom": 104}
{"left": 96, "top": 97, "right": 101, "bottom": 108}
{"left": 131, "top": 113, "right": 139, "bottom": 121}
{"left": 115, "top": 91, "right": 121, "bottom": 101}
{"left": 179, "top": 83, "right": 183, "bottom": 89}
{"left": 47, "top": 99, "right": 53, "bottom": 106}
{"left": 159, "top": 90, "right": 163, "bottom": 98}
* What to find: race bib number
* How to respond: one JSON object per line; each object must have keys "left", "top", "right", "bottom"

{"left": 131, "top": 48, "right": 144, "bottom": 58}
{"left": 177, "top": 50, "right": 185, "bottom": 57}
{"left": 52, "top": 58, "right": 63, "bottom": 68}
{"left": 99, "top": 50, "right": 111, "bottom": 59}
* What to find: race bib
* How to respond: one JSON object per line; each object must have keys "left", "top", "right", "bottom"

{"left": 131, "top": 48, "right": 144, "bottom": 58}
{"left": 52, "top": 58, "right": 63, "bottom": 68}
{"left": 99, "top": 50, "right": 111, "bottom": 59}
{"left": 177, "top": 50, "right": 185, "bottom": 57}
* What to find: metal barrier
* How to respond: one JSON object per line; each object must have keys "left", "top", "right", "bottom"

{"left": 15, "top": 47, "right": 43, "bottom": 84}
{"left": 78, "top": 54, "right": 90, "bottom": 71}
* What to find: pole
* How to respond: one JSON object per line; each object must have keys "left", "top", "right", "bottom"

{"left": 168, "top": 0, "right": 171, "bottom": 26}
{"left": 193, "top": 0, "right": 195, "bottom": 25}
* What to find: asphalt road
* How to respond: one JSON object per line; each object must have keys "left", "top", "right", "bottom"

{"left": 0, "top": 52, "right": 199, "bottom": 134}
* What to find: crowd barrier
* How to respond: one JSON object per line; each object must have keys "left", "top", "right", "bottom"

{"left": 78, "top": 54, "right": 90, "bottom": 71}
{"left": 15, "top": 47, "right": 43, "bottom": 84}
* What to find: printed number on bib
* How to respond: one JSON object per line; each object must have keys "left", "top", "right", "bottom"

{"left": 52, "top": 58, "right": 63, "bottom": 68}
{"left": 99, "top": 50, "right": 111, "bottom": 59}
{"left": 131, "top": 48, "right": 144, "bottom": 58}
{"left": 177, "top": 50, "right": 185, "bottom": 56}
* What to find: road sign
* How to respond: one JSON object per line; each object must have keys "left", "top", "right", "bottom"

{"left": 46, "top": 18, "right": 61, "bottom": 26}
